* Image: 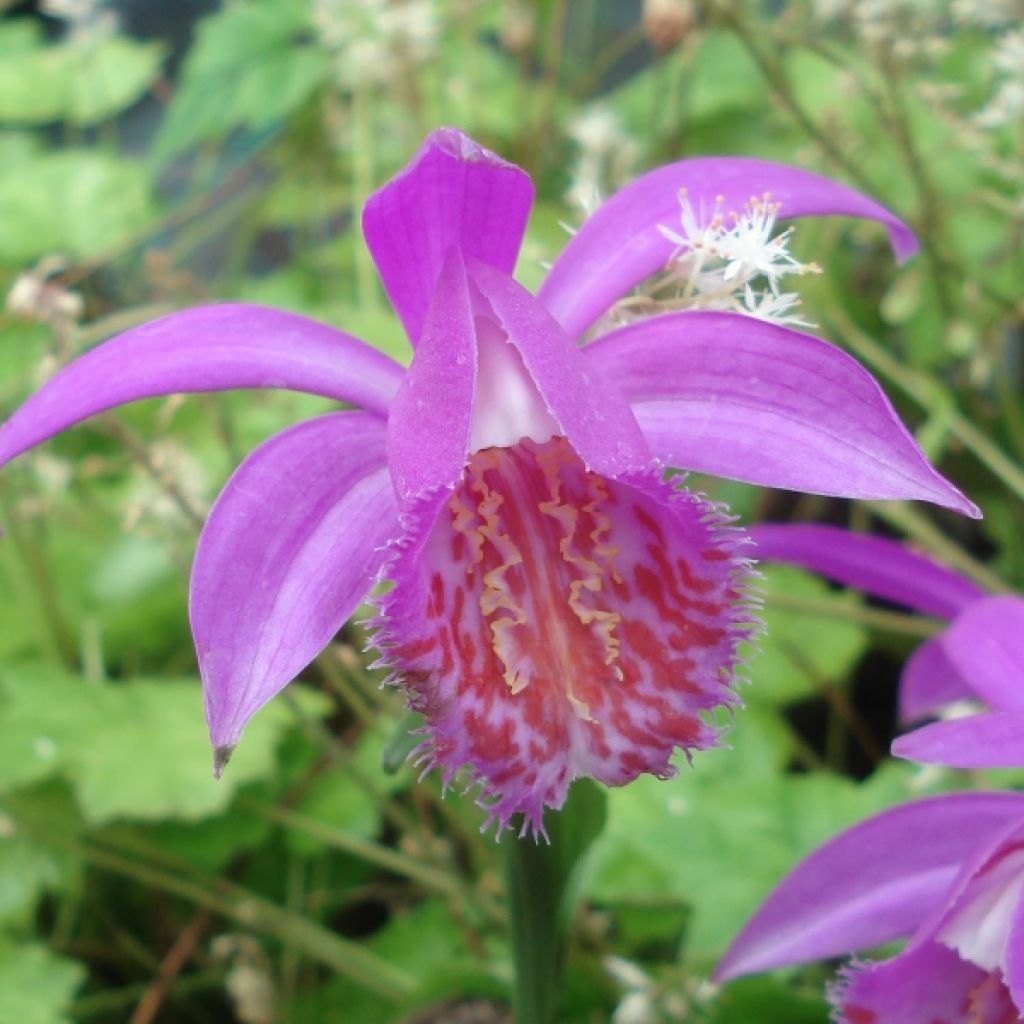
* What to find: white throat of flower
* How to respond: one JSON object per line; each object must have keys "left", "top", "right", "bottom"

{"left": 937, "top": 847, "right": 1024, "bottom": 974}
{"left": 599, "top": 189, "right": 822, "bottom": 336}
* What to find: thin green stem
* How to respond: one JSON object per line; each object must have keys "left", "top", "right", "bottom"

{"left": 250, "top": 798, "right": 503, "bottom": 923}
{"left": 505, "top": 781, "right": 606, "bottom": 1024}
{"left": 11, "top": 810, "right": 414, "bottom": 1000}
{"left": 722, "top": 11, "right": 878, "bottom": 196}
{"left": 350, "top": 85, "right": 379, "bottom": 311}
{"left": 766, "top": 591, "right": 942, "bottom": 638}
{"left": 868, "top": 501, "right": 1010, "bottom": 595}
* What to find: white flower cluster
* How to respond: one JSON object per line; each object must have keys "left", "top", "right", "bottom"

{"left": 953, "top": 0, "right": 1023, "bottom": 29}
{"left": 975, "top": 29, "right": 1024, "bottom": 129}
{"left": 310, "top": 0, "right": 440, "bottom": 89}
{"left": 40, "top": 0, "right": 118, "bottom": 45}
{"left": 122, "top": 439, "right": 209, "bottom": 535}
{"left": 811, "top": 0, "right": 948, "bottom": 62}
{"left": 565, "top": 107, "right": 639, "bottom": 217}
{"left": 6, "top": 256, "right": 84, "bottom": 328}
{"left": 658, "top": 190, "right": 821, "bottom": 326}
{"left": 601, "top": 189, "right": 820, "bottom": 332}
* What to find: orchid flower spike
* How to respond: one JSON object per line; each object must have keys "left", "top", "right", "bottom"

{"left": 0, "top": 129, "right": 976, "bottom": 835}
{"left": 750, "top": 525, "right": 1024, "bottom": 773}
{"left": 716, "top": 791, "right": 1024, "bottom": 1023}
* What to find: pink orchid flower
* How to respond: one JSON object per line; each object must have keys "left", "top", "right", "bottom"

{"left": 0, "top": 129, "right": 975, "bottom": 834}
{"left": 717, "top": 791, "right": 1024, "bottom": 1023}
{"left": 751, "top": 524, "right": 1024, "bottom": 772}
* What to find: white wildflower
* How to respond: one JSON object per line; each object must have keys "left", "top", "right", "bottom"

{"left": 603, "top": 189, "right": 821, "bottom": 331}
{"left": 953, "top": 0, "right": 1024, "bottom": 28}
{"left": 41, "top": 0, "right": 118, "bottom": 44}
{"left": 565, "top": 107, "right": 638, "bottom": 217}
{"left": 122, "top": 440, "right": 208, "bottom": 535}
{"left": 975, "top": 29, "right": 1024, "bottom": 128}
{"left": 6, "top": 256, "right": 84, "bottom": 328}
{"left": 311, "top": 0, "right": 439, "bottom": 88}
{"left": 211, "top": 935, "right": 275, "bottom": 1024}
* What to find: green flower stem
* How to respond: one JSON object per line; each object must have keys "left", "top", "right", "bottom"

{"left": 505, "top": 780, "right": 607, "bottom": 1024}
{"left": 505, "top": 837, "right": 562, "bottom": 1024}
{"left": 351, "top": 83, "right": 379, "bottom": 312}
{"left": 766, "top": 591, "right": 941, "bottom": 638}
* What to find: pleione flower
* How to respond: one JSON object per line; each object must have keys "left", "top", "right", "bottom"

{"left": 750, "top": 525, "right": 1024, "bottom": 773}
{"left": 0, "top": 129, "right": 976, "bottom": 834}
{"left": 716, "top": 791, "right": 1024, "bottom": 1023}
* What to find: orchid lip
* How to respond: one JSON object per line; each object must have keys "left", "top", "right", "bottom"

{"left": 375, "top": 433, "right": 755, "bottom": 834}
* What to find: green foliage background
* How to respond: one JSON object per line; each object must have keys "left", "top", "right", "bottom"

{"left": 0, "top": 0, "right": 1021, "bottom": 1021}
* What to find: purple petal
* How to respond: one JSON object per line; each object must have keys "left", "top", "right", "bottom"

{"left": 0, "top": 304, "right": 404, "bottom": 469}
{"left": 899, "top": 636, "right": 974, "bottom": 723}
{"left": 583, "top": 312, "right": 978, "bottom": 516}
{"left": 714, "top": 792, "right": 1024, "bottom": 981}
{"left": 468, "top": 260, "right": 651, "bottom": 478}
{"left": 892, "top": 711, "right": 1024, "bottom": 769}
{"left": 830, "top": 940, "right": 996, "bottom": 1024}
{"left": 385, "top": 249, "right": 475, "bottom": 506}
{"left": 193, "top": 411, "right": 399, "bottom": 759}
{"left": 940, "top": 596, "right": 1024, "bottom": 712}
{"left": 748, "top": 524, "right": 983, "bottom": 619}
{"left": 539, "top": 157, "right": 918, "bottom": 340}
{"left": 362, "top": 128, "right": 534, "bottom": 346}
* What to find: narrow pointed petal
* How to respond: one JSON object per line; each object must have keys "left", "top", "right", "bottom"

{"left": 892, "top": 711, "right": 1024, "bottom": 768}
{"left": 539, "top": 157, "right": 918, "bottom": 339}
{"left": 0, "top": 304, "right": 404, "bottom": 469}
{"left": 468, "top": 260, "right": 651, "bottom": 478}
{"left": 749, "top": 524, "right": 983, "bottom": 619}
{"left": 830, "top": 941, "right": 1001, "bottom": 1024}
{"left": 386, "top": 249, "right": 475, "bottom": 505}
{"left": 194, "top": 411, "right": 400, "bottom": 757}
{"left": 362, "top": 128, "right": 534, "bottom": 345}
{"left": 583, "top": 312, "right": 978, "bottom": 516}
{"left": 899, "top": 636, "right": 974, "bottom": 722}
{"left": 940, "top": 596, "right": 1024, "bottom": 712}
{"left": 715, "top": 792, "right": 1024, "bottom": 981}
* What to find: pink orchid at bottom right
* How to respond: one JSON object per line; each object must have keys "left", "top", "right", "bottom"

{"left": 716, "top": 791, "right": 1024, "bottom": 1023}
{"left": 751, "top": 524, "right": 1024, "bottom": 771}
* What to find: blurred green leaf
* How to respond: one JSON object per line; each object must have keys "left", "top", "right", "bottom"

{"left": 0, "top": 782, "right": 83, "bottom": 928}
{"left": 0, "top": 150, "right": 154, "bottom": 264}
{"left": 711, "top": 976, "right": 829, "bottom": 1024}
{"left": 0, "top": 941, "right": 85, "bottom": 1024}
{"left": 584, "top": 713, "right": 914, "bottom": 961}
{"left": 0, "top": 665, "right": 328, "bottom": 822}
{"left": 153, "top": 0, "right": 327, "bottom": 163}
{"left": 746, "top": 566, "right": 869, "bottom": 705}
{"left": 291, "top": 899, "right": 484, "bottom": 1024}
{"left": 284, "top": 728, "right": 401, "bottom": 855}
{"left": 0, "top": 25, "right": 162, "bottom": 125}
